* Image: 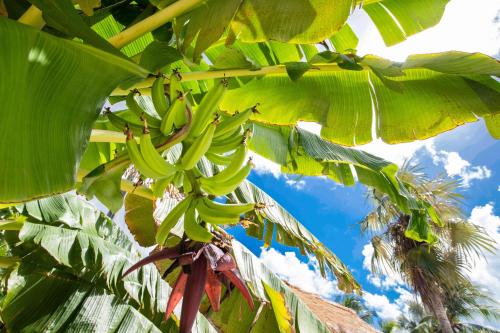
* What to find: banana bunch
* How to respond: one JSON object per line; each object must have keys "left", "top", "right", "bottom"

{"left": 115, "top": 71, "right": 261, "bottom": 244}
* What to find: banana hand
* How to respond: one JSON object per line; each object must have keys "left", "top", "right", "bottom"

{"left": 126, "top": 130, "right": 167, "bottom": 179}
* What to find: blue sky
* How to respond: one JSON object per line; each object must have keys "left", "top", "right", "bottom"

{"left": 225, "top": 0, "right": 500, "bottom": 328}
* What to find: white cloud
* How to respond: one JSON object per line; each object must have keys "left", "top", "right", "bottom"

{"left": 248, "top": 151, "right": 282, "bottom": 178}
{"left": 259, "top": 248, "right": 339, "bottom": 298}
{"left": 427, "top": 146, "right": 492, "bottom": 187}
{"left": 349, "top": 0, "right": 500, "bottom": 60}
{"left": 363, "top": 292, "right": 402, "bottom": 321}
{"left": 468, "top": 204, "right": 500, "bottom": 280}
{"left": 362, "top": 243, "right": 405, "bottom": 289}
{"left": 467, "top": 204, "right": 500, "bottom": 329}
{"left": 297, "top": 121, "right": 321, "bottom": 135}
{"left": 356, "top": 139, "right": 433, "bottom": 166}
{"left": 285, "top": 176, "right": 306, "bottom": 190}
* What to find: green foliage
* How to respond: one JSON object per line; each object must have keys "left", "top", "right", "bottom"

{"left": 0, "top": 19, "right": 146, "bottom": 204}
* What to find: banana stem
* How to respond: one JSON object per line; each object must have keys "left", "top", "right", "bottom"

{"left": 111, "top": 64, "right": 349, "bottom": 96}
{"left": 108, "top": 0, "right": 202, "bottom": 49}
{"left": 18, "top": 5, "right": 45, "bottom": 29}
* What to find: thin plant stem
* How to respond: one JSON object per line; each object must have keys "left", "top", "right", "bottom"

{"left": 108, "top": 0, "right": 202, "bottom": 49}
{"left": 111, "top": 63, "right": 351, "bottom": 95}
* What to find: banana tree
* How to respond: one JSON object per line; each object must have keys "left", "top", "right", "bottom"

{"left": 0, "top": 0, "right": 499, "bottom": 331}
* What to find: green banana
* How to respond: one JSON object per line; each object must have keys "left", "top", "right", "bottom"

{"left": 189, "top": 80, "right": 226, "bottom": 138}
{"left": 201, "top": 196, "right": 255, "bottom": 215}
{"left": 126, "top": 130, "right": 166, "bottom": 179}
{"left": 208, "top": 130, "right": 246, "bottom": 154}
{"left": 161, "top": 94, "right": 186, "bottom": 135}
{"left": 140, "top": 127, "right": 178, "bottom": 177}
{"left": 181, "top": 122, "right": 216, "bottom": 170}
{"left": 196, "top": 198, "right": 241, "bottom": 225}
{"left": 126, "top": 91, "right": 162, "bottom": 128}
{"left": 203, "top": 144, "right": 247, "bottom": 183}
{"left": 169, "top": 71, "right": 182, "bottom": 104}
{"left": 173, "top": 95, "right": 188, "bottom": 128}
{"left": 106, "top": 110, "right": 143, "bottom": 133}
{"left": 205, "top": 152, "right": 232, "bottom": 166}
{"left": 152, "top": 75, "right": 169, "bottom": 117}
{"left": 212, "top": 124, "right": 244, "bottom": 144}
{"left": 184, "top": 202, "right": 213, "bottom": 242}
{"left": 200, "top": 160, "right": 253, "bottom": 196}
{"left": 156, "top": 195, "right": 193, "bottom": 245}
{"left": 214, "top": 108, "right": 254, "bottom": 138}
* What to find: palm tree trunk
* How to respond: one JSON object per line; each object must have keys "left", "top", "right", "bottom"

{"left": 428, "top": 290, "right": 454, "bottom": 333}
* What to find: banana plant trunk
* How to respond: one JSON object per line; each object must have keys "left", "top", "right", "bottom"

{"left": 427, "top": 288, "right": 454, "bottom": 333}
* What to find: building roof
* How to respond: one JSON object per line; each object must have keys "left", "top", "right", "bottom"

{"left": 288, "top": 285, "right": 378, "bottom": 333}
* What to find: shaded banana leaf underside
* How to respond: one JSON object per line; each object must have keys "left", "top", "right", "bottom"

{"left": 2, "top": 193, "right": 336, "bottom": 333}
{"left": 176, "top": 0, "right": 450, "bottom": 57}
{"left": 1, "top": 193, "right": 216, "bottom": 333}
{"left": 209, "top": 43, "right": 500, "bottom": 145}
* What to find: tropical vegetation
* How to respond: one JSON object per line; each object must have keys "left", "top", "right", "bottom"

{"left": 0, "top": 0, "right": 499, "bottom": 332}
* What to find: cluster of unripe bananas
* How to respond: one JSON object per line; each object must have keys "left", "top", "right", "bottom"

{"left": 109, "top": 71, "right": 258, "bottom": 245}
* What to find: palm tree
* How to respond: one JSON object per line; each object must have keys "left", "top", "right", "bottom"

{"left": 443, "top": 282, "right": 499, "bottom": 332}
{"left": 361, "top": 162, "right": 495, "bottom": 333}
{"left": 394, "top": 284, "right": 500, "bottom": 333}
{"left": 335, "top": 294, "right": 375, "bottom": 323}
{"left": 380, "top": 320, "right": 399, "bottom": 333}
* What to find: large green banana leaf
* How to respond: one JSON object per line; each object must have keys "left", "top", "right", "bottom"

{"left": 0, "top": 193, "right": 217, "bottom": 332}
{"left": 0, "top": 19, "right": 147, "bottom": 204}
{"left": 212, "top": 49, "right": 500, "bottom": 145}
{"left": 362, "top": 0, "right": 449, "bottom": 46}
{"left": 248, "top": 123, "right": 415, "bottom": 210}
{"left": 176, "top": 0, "right": 451, "bottom": 57}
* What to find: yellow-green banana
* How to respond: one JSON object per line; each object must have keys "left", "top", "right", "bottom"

{"left": 156, "top": 195, "right": 193, "bottom": 245}
{"left": 152, "top": 76, "right": 169, "bottom": 117}
{"left": 126, "top": 91, "right": 162, "bottom": 128}
{"left": 181, "top": 122, "right": 216, "bottom": 170}
{"left": 214, "top": 108, "right": 254, "bottom": 138}
{"left": 184, "top": 202, "right": 213, "bottom": 242}
{"left": 196, "top": 198, "right": 241, "bottom": 225}
{"left": 203, "top": 144, "right": 247, "bottom": 183}
{"left": 126, "top": 130, "right": 166, "bottom": 179}
{"left": 169, "top": 71, "right": 182, "bottom": 104}
{"left": 205, "top": 152, "right": 232, "bottom": 166}
{"left": 201, "top": 196, "right": 255, "bottom": 215}
{"left": 212, "top": 124, "right": 244, "bottom": 144}
{"left": 200, "top": 161, "right": 252, "bottom": 196}
{"left": 106, "top": 111, "right": 143, "bottom": 133}
{"left": 140, "top": 128, "right": 178, "bottom": 177}
{"left": 160, "top": 94, "right": 186, "bottom": 135}
{"left": 189, "top": 80, "right": 226, "bottom": 138}
{"left": 208, "top": 130, "right": 246, "bottom": 154}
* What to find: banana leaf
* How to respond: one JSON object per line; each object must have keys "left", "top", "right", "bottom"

{"left": 0, "top": 19, "right": 147, "bottom": 204}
